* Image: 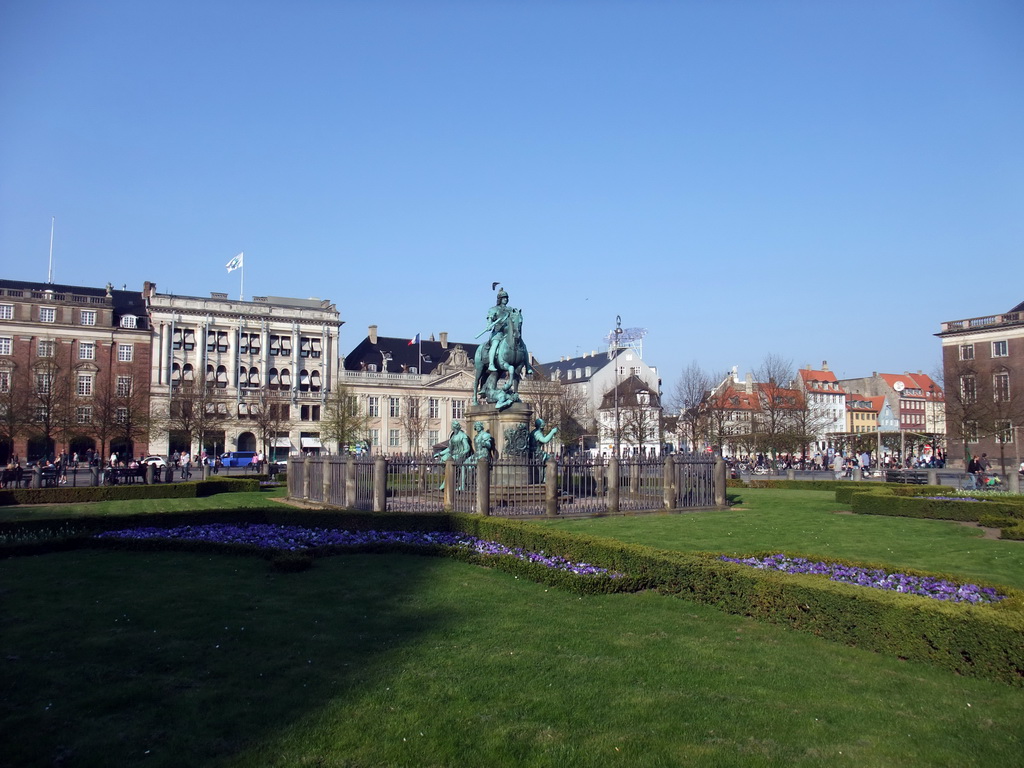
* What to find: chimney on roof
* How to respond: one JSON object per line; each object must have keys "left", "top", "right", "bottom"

{"left": 439, "top": 332, "right": 448, "bottom": 349}
{"left": 429, "top": 333, "right": 435, "bottom": 342}
{"left": 369, "top": 325, "right": 378, "bottom": 345}
{"left": 822, "top": 360, "right": 829, "bottom": 371}
{"left": 143, "top": 281, "right": 156, "bottom": 298}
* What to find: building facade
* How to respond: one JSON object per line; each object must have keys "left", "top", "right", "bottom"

{"left": 144, "top": 283, "right": 341, "bottom": 459}
{"left": 937, "top": 300, "right": 1024, "bottom": 469}
{"left": 0, "top": 279, "right": 152, "bottom": 462}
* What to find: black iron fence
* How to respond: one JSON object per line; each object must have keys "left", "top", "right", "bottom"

{"left": 288, "top": 452, "right": 722, "bottom": 517}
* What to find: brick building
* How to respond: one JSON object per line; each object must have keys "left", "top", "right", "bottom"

{"left": 0, "top": 279, "right": 152, "bottom": 462}
{"left": 937, "top": 300, "right": 1024, "bottom": 470}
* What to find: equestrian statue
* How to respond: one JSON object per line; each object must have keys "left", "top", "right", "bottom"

{"left": 473, "top": 287, "right": 534, "bottom": 409}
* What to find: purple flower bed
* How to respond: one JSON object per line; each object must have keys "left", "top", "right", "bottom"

{"left": 923, "top": 496, "right": 984, "bottom": 502}
{"left": 720, "top": 553, "right": 1005, "bottom": 604}
{"left": 93, "top": 524, "right": 618, "bottom": 577}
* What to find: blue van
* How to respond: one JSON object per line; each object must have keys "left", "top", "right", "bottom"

{"left": 220, "top": 451, "right": 257, "bottom": 468}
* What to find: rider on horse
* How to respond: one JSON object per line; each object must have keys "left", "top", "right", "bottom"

{"left": 484, "top": 289, "right": 511, "bottom": 372}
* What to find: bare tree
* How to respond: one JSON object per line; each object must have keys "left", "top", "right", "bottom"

{"left": 321, "top": 383, "right": 370, "bottom": 453}
{"left": 112, "top": 374, "right": 151, "bottom": 459}
{"left": 0, "top": 366, "right": 32, "bottom": 461}
{"left": 248, "top": 391, "right": 289, "bottom": 460}
{"left": 165, "top": 383, "right": 230, "bottom": 456}
{"left": 30, "top": 356, "right": 75, "bottom": 460}
{"left": 401, "top": 395, "right": 429, "bottom": 453}
{"left": 753, "top": 354, "right": 798, "bottom": 462}
{"left": 670, "top": 361, "right": 712, "bottom": 452}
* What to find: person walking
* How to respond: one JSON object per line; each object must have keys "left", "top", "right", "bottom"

{"left": 832, "top": 452, "right": 845, "bottom": 481}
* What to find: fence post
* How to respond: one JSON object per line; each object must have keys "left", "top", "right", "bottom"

{"left": 373, "top": 456, "right": 387, "bottom": 512}
{"left": 302, "top": 455, "right": 312, "bottom": 500}
{"left": 31, "top": 466, "right": 41, "bottom": 488}
{"left": 852, "top": 466, "right": 862, "bottom": 481}
{"left": 476, "top": 457, "right": 490, "bottom": 515}
{"left": 714, "top": 458, "right": 727, "bottom": 508}
{"left": 346, "top": 455, "right": 356, "bottom": 508}
{"left": 443, "top": 459, "right": 455, "bottom": 511}
{"left": 786, "top": 468, "right": 795, "bottom": 481}
{"left": 91, "top": 465, "right": 100, "bottom": 486}
{"left": 663, "top": 455, "right": 675, "bottom": 510}
{"left": 1009, "top": 469, "right": 1020, "bottom": 494}
{"left": 145, "top": 463, "right": 154, "bottom": 485}
{"left": 323, "top": 457, "right": 332, "bottom": 502}
{"left": 927, "top": 468, "right": 938, "bottom": 486}
{"left": 629, "top": 459, "right": 640, "bottom": 495}
{"left": 607, "top": 456, "right": 620, "bottom": 515}
{"left": 545, "top": 458, "right": 558, "bottom": 517}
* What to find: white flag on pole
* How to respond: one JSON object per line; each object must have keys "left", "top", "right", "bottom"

{"left": 226, "top": 252, "right": 243, "bottom": 272}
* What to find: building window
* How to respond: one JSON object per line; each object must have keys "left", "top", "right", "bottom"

{"left": 36, "top": 373, "right": 52, "bottom": 394}
{"left": 38, "top": 340, "right": 55, "bottom": 358}
{"left": 80, "top": 309, "right": 96, "bottom": 326}
{"left": 960, "top": 375, "right": 976, "bottom": 404}
{"left": 0, "top": 305, "right": 12, "bottom": 320}
{"left": 369, "top": 428, "right": 379, "bottom": 447}
{"left": 992, "top": 340, "right": 1009, "bottom": 358}
{"left": 0, "top": 371, "right": 9, "bottom": 393}
{"left": 117, "top": 344, "right": 133, "bottom": 362}
{"left": 299, "top": 337, "right": 322, "bottom": 359}
{"left": 239, "top": 332, "right": 261, "bottom": 354}
{"left": 963, "top": 420, "right": 978, "bottom": 443}
{"left": 388, "top": 429, "right": 400, "bottom": 447}
{"left": 116, "top": 407, "right": 128, "bottom": 424}
{"left": 452, "top": 399, "right": 465, "bottom": 419}
{"left": 79, "top": 342, "right": 95, "bottom": 361}
{"left": 428, "top": 398, "right": 440, "bottom": 419}
{"left": 172, "top": 329, "right": 196, "bottom": 351}
{"left": 77, "top": 374, "right": 93, "bottom": 396}
{"left": 300, "top": 405, "right": 321, "bottom": 421}
{"left": 389, "top": 397, "right": 401, "bottom": 418}
{"left": 0, "top": 338, "right": 10, "bottom": 356}
{"left": 428, "top": 429, "right": 439, "bottom": 446}
{"left": 116, "top": 375, "right": 132, "bottom": 397}
{"left": 368, "top": 396, "right": 380, "bottom": 417}
{"left": 996, "top": 420, "right": 1013, "bottom": 444}
{"left": 119, "top": 315, "right": 137, "bottom": 329}
{"left": 76, "top": 406, "right": 92, "bottom": 424}
{"left": 39, "top": 307, "right": 56, "bottom": 323}
{"left": 994, "top": 372, "right": 1011, "bottom": 402}
{"left": 269, "top": 334, "right": 292, "bottom": 357}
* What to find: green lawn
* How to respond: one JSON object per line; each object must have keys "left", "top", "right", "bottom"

{"left": 536, "top": 488, "right": 1024, "bottom": 591}
{"left": 1, "top": 487, "right": 1023, "bottom": 767}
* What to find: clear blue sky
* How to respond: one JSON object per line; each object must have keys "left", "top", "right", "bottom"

{"left": 2, "top": 1, "right": 1022, "bottom": 392}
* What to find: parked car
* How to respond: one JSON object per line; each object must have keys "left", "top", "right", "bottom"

{"left": 220, "top": 451, "right": 258, "bottom": 468}
{"left": 141, "top": 456, "right": 169, "bottom": 468}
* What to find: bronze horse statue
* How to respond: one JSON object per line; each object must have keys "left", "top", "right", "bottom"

{"left": 474, "top": 307, "right": 532, "bottom": 406}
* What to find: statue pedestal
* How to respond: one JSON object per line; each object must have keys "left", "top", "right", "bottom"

{"left": 467, "top": 401, "right": 534, "bottom": 487}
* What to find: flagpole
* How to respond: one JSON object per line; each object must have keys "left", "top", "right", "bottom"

{"left": 47, "top": 217, "right": 54, "bottom": 283}
{"left": 240, "top": 257, "right": 244, "bottom": 302}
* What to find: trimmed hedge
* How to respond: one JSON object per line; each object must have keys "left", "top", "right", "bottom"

{"left": 2, "top": 506, "right": 1022, "bottom": 686}
{"left": 0, "top": 477, "right": 261, "bottom": 507}
{"left": 848, "top": 487, "right": 1024, "bottom": 523}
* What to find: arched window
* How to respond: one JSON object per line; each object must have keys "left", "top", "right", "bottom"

{"left": 248, "top": 366, "right": 259, "bottom": 386}
{"left": 238, "top": 366, "right": 248, "bottom": 387}
{"left": 182, "top": 364, "right": 195, "bottom": 382}
{"left": 206, "top": 365, "right": 216, "bottom": 384}
{"left": 268, "top": 368, "right": 280, "bottom": 389}
{"left": 171, "top": 363, "right": 181, "bottom": 384}
{"left": 299, "top": 370, "right": 310, "bottom": 392}
{"left": 216, "top": 365, "right": 228, "bottom": 388}
{"left": 310, "top": 370, "right": 322, "bottom": 392}
{"left": 280, "top": 368, "right": 291, "bottom": 387}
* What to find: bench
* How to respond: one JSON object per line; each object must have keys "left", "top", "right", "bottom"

{"left": 885, "top": 470, "right": 929, "bottom": 485}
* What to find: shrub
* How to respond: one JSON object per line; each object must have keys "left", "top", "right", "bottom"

{"left": 0, "top": 477, "right": 260, "bottom": 507}
{"left": 850, "top": 489, "right": 1024, "bottom": 523}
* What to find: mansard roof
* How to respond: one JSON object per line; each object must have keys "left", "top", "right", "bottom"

{"left": 0, "top": 278, "right": 149, "bottom": 330}
{"left": 343, "top": 333, "right": 480, "bottom": 376}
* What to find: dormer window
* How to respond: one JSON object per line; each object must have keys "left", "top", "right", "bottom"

{"left": 119, "top": 315, "right": 137, "bottom": 329}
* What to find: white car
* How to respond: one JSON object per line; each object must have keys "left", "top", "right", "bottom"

{"left": 141, "top": 456, "right": 169, "bottom": 468}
